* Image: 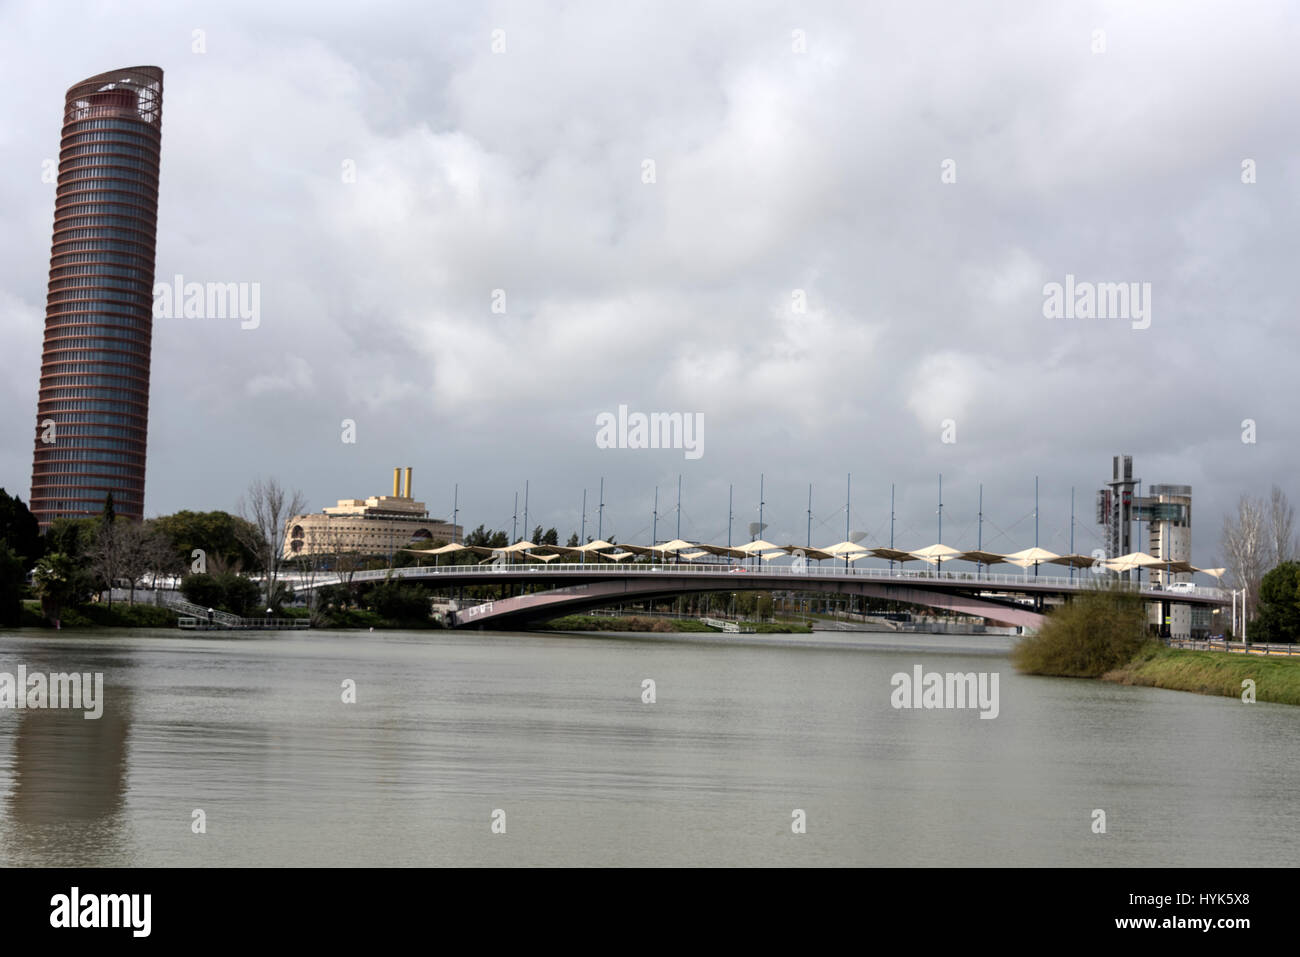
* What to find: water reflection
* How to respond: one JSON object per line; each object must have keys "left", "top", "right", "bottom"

{"left": 0, "top": 643, "right": 133, "bottom": 864}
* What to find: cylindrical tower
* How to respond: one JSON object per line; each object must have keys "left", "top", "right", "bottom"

{"left": 30, "top": 66, "right": 163, "bottom": 526}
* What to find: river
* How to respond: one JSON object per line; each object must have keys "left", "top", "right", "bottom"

{"left": 0, "top": 628, "right": 1295, "bottom": 866}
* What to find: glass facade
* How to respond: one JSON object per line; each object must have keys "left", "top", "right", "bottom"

{"left": 30, "top": 66, "right": 163, "bottom": 526}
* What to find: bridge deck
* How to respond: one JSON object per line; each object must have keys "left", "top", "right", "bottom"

{"left": 296, "top": 561, "right": 1227, "bottom": 604}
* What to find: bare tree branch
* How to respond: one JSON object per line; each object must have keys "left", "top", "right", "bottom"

{"left": 1222, "top": 494, "right": 1267, "bottom": 621}
{"left": 236, "top": 476, "right": 307, "bottom": 609}
{"left": 1268, "top": 485, "right": 1296, "bottom": 567}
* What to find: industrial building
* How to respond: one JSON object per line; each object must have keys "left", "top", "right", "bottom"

{"left": 284, "top": 468, "right": 462, "bottom": 561}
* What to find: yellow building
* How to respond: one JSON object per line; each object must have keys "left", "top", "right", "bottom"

{"left": 284, "top": 468, "right": 462, "bottom": 560}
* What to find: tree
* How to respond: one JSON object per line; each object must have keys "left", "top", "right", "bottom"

{"left": 219, "top": 573, "right": 264, "bottom": 617}
{"left": 43, "top": 517, "right": 97, "bottom": 562}
{"left": 236, "top": 477, "right": 306, "bottom": 608}
{"left": 1268, "top": 486, "right": 1297, "bottom": 567}
{"left": 180, "top": 573, "right": 225, "bottom": 610}
{"left": 31, "top": 552, "right": 90, "bottom": 625}
{"left": 87, "top": 518, "right": 123, "bottom": 608}
{"left": 566, "top": 533, "right": 579, "bottom": 548}
{"left": 115, "top": 519, "right": 160, "bottom": 605}
{"left": 152, "top": 510, "right": 261, "bottom": 573}
{"left": 1253, "top": 561, "right": 1300, "bottom": 643}
{"left": 367, "top": 582, "right": 431, "bottom": 621}
{"left": 1222, "top": 494, "right": 1268, "bottom": 621}
{"left": 0, "top": 489, "right": 43, "bottom": 565}
{"left": 180, "top": 571, "right": 263, "bottom": 616}
{"left": 143, "top": 518, "right": 184, "bottom": 589}
{"left": 0, "top": 543, "right": 26, "bottom": 627}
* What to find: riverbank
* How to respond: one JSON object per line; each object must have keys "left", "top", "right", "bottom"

{"left": 539, "top": 614, "right": 813, "bottom": 634}
{"left": 1104, "top": 644, "right": 1300, "bottom": 706}
{"left": 17, "top": 601, "right": 179, "bottom": 628}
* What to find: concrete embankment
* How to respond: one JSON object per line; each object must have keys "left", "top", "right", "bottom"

{"left": 1105, "top": 644, "right": 1300, "bottom": 706}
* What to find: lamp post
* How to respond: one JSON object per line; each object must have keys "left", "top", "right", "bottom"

{"left": 652, "top": 486, "right": 659, "bottom": 563}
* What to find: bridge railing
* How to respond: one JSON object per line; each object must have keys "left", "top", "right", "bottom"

{"left": 299, "top": 561, "right": 1225, "bottom": 600}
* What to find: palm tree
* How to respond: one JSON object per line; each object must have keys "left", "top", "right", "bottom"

{"left": 31, "top": 552, "right": 86, "bottom": 627}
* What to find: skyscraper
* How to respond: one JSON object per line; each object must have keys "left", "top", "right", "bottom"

{"left": 30, "top": 66, "right": 163, "bottom": 527}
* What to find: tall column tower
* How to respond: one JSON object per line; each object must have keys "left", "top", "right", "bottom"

{"left": 30, "top": 66, "right": 164, "bottom": 526}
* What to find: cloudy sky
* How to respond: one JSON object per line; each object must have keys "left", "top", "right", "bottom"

{"left": 2, "top": 0, "right": 1297, "bottom": 566}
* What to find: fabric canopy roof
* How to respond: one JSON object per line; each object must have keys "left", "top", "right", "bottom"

{"left": 1045, "top": 553, "right": 1100, "bottom": 569}
{"left": 1104, "top": 552, "right": 1163, "bottom": 572}
{"left": 867, "top": 547, "right": 916, "bottom": 562}
{"left": 822, "top": 541, "right": 870, "bottom": 556}
{"left": 957, "top": 549, "right": 1009, "bottom": 566}
{"left": 779, "top": 544, "right": 837, "bottom": 561}
{"left": 910, "top": 544, "right": 962, "bottom": 564}
{"left": 1004, "top": 547, "right": 1060, "bottom": 565}
{"left": 399, "top": 543, "right": 468, "bottom": 556}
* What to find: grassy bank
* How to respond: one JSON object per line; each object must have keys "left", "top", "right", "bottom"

{"left": 1105, "top": 644, "right": 1300, "bottom": 706}
{"left": 14, "top": 600, "right": 179, "bottom": 629}
{"left": 1014, "top": 585, "right": 1300, "bottom": 706}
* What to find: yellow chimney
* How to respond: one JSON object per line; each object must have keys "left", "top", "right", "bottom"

{"left": 404, "top": 467, "right": 413, "bottom": 499}
{"left": 392, "top": 467, "right": 400, "bottom": 497}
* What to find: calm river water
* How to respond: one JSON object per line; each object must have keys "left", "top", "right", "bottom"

{"left": 0, "top": 628, "right": 1295, "bottom": 866}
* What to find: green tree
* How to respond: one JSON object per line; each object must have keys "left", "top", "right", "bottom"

{"left": 43, "top": 517, "right": 98, "bottom": 562}
{"left": 0, "top": 543, "right": 26, "bottom": 627}
{"left": 180, "top": 573, "right": 225, "bottom": 610}
{"left": 152, "top": 510, "right": 261, "bottom": 573}
{"left": 218, "top": 573, "right": 264, "bottom": 617}
{"left": 367, "top": 582, "right": 431, "bottom": 620}
{"left": 0, "top": 489, "right": 43, "bottom": 565}
{"left": 1253, "top": 561, "right": 1300, "bottom": 643}
{"left": 31, "top": 552, "right": 91, "bottom": 625}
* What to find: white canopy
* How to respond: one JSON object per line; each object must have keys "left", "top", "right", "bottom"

{"left": 1004, "top": 547, "right": 1061, "bottom": 565}
{"left": 1104, "top": 551, "right": 1163, "bottom": 572}
{"left": 910, "top": 544, "right": 962, "bottom": 565}
{"left": 822, "top": 541, "right": 871, "bottom": 557}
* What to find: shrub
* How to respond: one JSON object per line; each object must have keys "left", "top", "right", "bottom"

{"left": 180, "top": 573, "right": 224, "bottom": 610}
{"left": 74, "top": 603, "right": 179, "bottom": 627}
{"left": 1013, "top": 583, "right": 1153, "bottom": 677}
{"left": 366, "top": 583, "right": 431, "bottom": 621}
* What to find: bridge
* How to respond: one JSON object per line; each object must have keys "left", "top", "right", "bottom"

{"left": 293, "top": 562, "right": 1228, "bottom": 632}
